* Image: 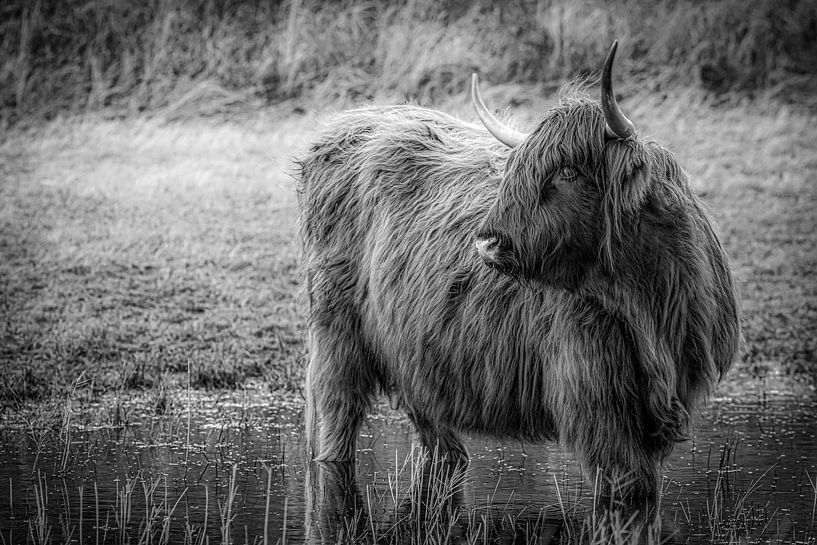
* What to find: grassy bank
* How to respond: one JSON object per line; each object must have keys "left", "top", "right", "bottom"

{"left": 2, "top": 0, "right": 816, "bottom": 125}
{"left": 1, "top": 88, "right": 815, "bottom": 402}
{"left": 0, "top": 112, "right": 304, "bottom": 400}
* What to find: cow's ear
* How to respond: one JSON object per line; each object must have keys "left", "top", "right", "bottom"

{"left": 603, "top": 140, "right": 650, "bottom": 212}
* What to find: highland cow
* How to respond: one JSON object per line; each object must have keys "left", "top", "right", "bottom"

{"left": 297, "top": 42, "right": 740, "bottom": 511}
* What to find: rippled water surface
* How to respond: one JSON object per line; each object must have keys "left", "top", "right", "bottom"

{"left": 1, "top": 370, "right": 815, "bottom": 544}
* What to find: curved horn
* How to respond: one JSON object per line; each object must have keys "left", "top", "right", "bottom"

{"left": 601, "top": 41, "right": 636, "bottom": 139}
{"left": 471, "top": 74, "right": 526, "bottom": 148}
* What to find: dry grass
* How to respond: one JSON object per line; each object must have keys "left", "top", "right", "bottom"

{"left": 1, "top": 0, "right": 815, "bottom": 125}
{"left": 1, "top": 85, "right": 815, "bottom": 404}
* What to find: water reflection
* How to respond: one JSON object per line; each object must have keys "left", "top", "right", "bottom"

{"left": 0, "top": 370, "right": 815, "bottom": 544}
{"left": 304, "top": 456, "right": 570, "bottom": 544}
{"left": 305, "top": 462, "right": 362, "bottom": 543}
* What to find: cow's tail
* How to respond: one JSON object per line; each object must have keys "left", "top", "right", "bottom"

{"left": 304, "top": 355, "right": 318, "bottom": 460}
{"left": 303, "top": 269, "right": 319, "bottom": 461}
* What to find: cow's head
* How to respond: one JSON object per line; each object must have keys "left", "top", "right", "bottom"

{"left": 474, "top": 41, "right": 654, "bottom": 289}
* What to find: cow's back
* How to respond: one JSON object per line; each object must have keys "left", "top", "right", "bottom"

{"left": 298, "top": 106, "right": 506, "bottom": 252}
{"left": 298, "top": 105, "right": 508, "bottom": 326}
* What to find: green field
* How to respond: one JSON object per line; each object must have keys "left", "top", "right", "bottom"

{"left": 1, "top": 86, "right": 815, "bottom": 404}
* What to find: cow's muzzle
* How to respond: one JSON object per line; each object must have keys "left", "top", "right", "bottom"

{"left": 474, "top": 232, "right": 515, "bottom": 274}
{"left": 475, "top": 236, "right": 501, "bottom": 262}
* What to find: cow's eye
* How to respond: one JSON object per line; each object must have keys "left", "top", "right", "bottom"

{"left": 560, "top": 167, "right": 578, "bottom": 181}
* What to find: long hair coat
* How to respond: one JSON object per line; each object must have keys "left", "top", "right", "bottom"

{"left": 297, "top": 97, "right": 740, "bottom": 502}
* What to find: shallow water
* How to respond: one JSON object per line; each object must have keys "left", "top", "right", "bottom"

{"left": 0, "top": 369, "right": 815, "bottom": 544}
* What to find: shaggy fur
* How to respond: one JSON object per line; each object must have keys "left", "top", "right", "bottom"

{"left": 297, "top": 95, "right": 740, "bottom": 508}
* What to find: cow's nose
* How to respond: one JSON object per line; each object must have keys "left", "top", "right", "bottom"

{"left": 475, "top": 236, "right": 500, "bottom": 262}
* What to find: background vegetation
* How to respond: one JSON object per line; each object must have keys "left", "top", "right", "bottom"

{"left": 1, "top": 0, "right": 816, "bottom": 125}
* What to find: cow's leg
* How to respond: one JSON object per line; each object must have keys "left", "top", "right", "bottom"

{"left": 568, "top": 411, "right": 663, "bottom": 523}
{"left": 406, "top": 411, "right": 469, "bottom": 466}
{"left": 305, "top": 325, "right": 374, "bottom": 462}
{"left": 304, "top": 461, "right": 364, "bottom": 544}
{"left": 590, "top": 454, "right": 660, "bottom": 516}
{"left": 553, "top": 317, "right": 670, "bottom": 522}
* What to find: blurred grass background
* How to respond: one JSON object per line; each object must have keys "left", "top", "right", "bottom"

{"left": 1, "top": 0, "right": 815, "bottom": 403}
{"left": 1, "top": 0, "right": 816, "bottom": 125}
